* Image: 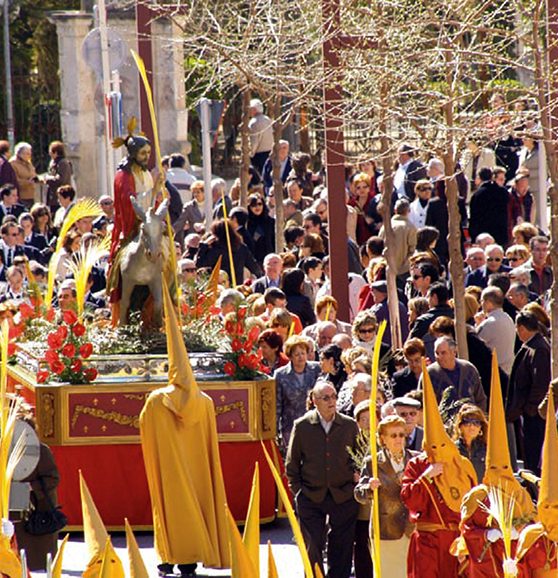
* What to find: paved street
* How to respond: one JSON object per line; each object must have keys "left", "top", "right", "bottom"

{"left": 32, "top": 518, "right": 305, "bottom": 578}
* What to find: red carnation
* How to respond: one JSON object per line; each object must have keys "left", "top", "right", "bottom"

{"left": 62, "top": 310, "right": 78, "bottom": 325}
{"left": 246, "top": 354, "right": 259, "bottom": 370}
{"left": 72, "top": 323, "right": 86, "bottom": 337}
{"left": 259, "top": 363, "right": 271, "bottom": 375}
{"left": 47, "top": 332, "right": 63, "bottom": 350}
{"left": 84, "top": 368, "right": 98, "bottom": 382}
{"left": 50, "top": 360, "right": 65, "bottom": 375}
{"left": 9, "top": 324, "right": 23, "bottom": 340}
{"left": 224, "top": 320, "right": 235, "bottom": 335}
{"left": 19, "top": 302, "right": 34, "bottom": 320}
{"left": 61, "top": 343, "right": 76, "bottom": 358}
{"left": 70, "top": 359, "right": 82, "bottom": 373}
{"left": 58, "top": 325, "right": 69, "bottom": 340}
{"left": 224, "top": 361, "right": 236, "bottom": 376}
{"left": 248, "top": 325, "right": 260, "bottom": 342}
{"left": 37, "top": 370, "right": 49, "bottom": 384}
{"left": 237, "top": 306, "right": 247, "bottom": 320}
{"left": 79, "top": 343, "right": 93, "bottom": 359}
{"left": 231, "top": 338, "right": 243, "bottom": 352}
{"left": 45, "top": 308, "right": 55, "bottom": 322}
{"left": 237, "top": 353, "right": 248, "bottom": 368}
{"left": 44, "top": 349, "right": 59, "bottom": 364}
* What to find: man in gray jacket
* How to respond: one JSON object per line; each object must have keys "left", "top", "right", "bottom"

{"left": 286, "top": 380, "right": 359, "bottom": 578}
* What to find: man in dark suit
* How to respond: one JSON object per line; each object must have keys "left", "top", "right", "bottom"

{"left": 390, "top": 338, "right": 425, "bottom": 398}
{"left": 252, "top": 253, "right": 283, "bottom": 294}
{"left": 393, "top": 397, "right": 424, "bottom": 451}
{"left": 468, "top": 167, "right": 509, "bottom": 247}
{"left": 286, "top": 380, "right": 359, "bottom": 578}
{"left": 262, "top": 139, "right": 292, "bottom": 195}
{"left": 0, "top": 222, "right": 25, "bottom": 266}
{"left": 393, "top": 144, "right": 427, "bottom": 201}
{"left": 466, "top": 244, "right": 511, "bottom": 289}
{"left": 0, "top": 183, "right": 25, "bottom": 222}
{"left": 506, "top": 310, "right": 551, "bottom": 476}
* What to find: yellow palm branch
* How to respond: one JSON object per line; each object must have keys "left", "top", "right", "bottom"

{"left": 206, "top": 255, "right": 223, "bottom": 309}
{"left": 242, "top": 463, "right": 260, "bottom": 572}
{"left": 261, "top": 442, "right": 314, "bottom": 578}
{"left": 369, "top": 320, "right": 387, "bottom": 578}
{"left": 68, "top": 236, "right": 111, "bottom": 317}
{"left": 267, "top": 541, "right": 278, "bottom": 578}
{"left": 51, "top": 534, "right": 70, "bottom": 578}
{"left": 24, "top": 260, "right": 43, "bottom": 306}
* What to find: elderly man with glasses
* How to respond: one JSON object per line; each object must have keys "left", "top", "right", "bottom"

{"left": 286, "top": 379, "right": 360, "bottom": 578}
{"left": 466, "top": 243, "right": 511, "bottom": 289}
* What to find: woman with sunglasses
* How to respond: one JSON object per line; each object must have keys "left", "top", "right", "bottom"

{"left": 246, "top": 193, "right": 275, "bottom": 264}
{"left": 354, "top": 415, "right": 418, "bottom": 578}
{"left": 452, "top": 403, "right": 488, "bottom": 481}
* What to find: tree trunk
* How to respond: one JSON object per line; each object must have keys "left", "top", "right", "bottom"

{"left": 443, "top": 151, "right": 469, "bottom": 360}
{"left": 531, "top": 0, "right": 558, "bottom": 378}
{"left": 378, "top": 78, "right": 402, "bottom": 350}
{"left": 239, "top": 87, "right": 252, "bottom": 207}
{"left": 271, "top": 95, "right": 285, "bottom": 253}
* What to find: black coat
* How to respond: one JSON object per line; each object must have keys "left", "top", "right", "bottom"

{"left": 390, "top": 367, "right": 419, "bottom": 398}
{"left": 403, "top": 160, "right": 428, "bottom": 201}
{"left": 196, "top": 239, "right": 263, "bottom": 283}
{"left": 286, "top": 293, "right": 316, "bottom": 327}
{"left": 246, "top": 213, "right": 275, "bottom": 264}
{"left": 425, "top": 196, "right": 467, "bottom": 265}
{"left": 469, "top": 181, "right": 509, "bottom": 247}
{"left": 506, "top": 332, "right": 551, "bottom": 421}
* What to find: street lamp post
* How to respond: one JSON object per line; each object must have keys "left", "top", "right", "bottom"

{"left": 1, "top": 0, "right": 14, "bottom": 149}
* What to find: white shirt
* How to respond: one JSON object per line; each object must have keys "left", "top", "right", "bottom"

{"left": 317, "top": 411, "right": 334, "bottom": 434}
{"left": 393, "top": 159, "right": 412, "bottom": 198}
{"left": 476, "top": 308, "right": 516, "bottom": 375}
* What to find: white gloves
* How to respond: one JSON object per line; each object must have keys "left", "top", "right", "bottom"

{"left": 1, "top": 519, "right": 14, "bottom": 539}
{"left": 503, "top": 558, "right": 518, "bottom": 577}
{"left": 487, "top": 528, "right": 502, "bottom": 542}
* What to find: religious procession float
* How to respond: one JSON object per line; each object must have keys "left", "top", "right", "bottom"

{"left": 5, "top": 194, "right": 280, "bottom": 529}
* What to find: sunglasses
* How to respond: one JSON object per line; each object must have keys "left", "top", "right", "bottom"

{"left": 318, "top": 394, "right": 337, "bottom": 402}
{"left": 398, "top": 411, "right": 417, "bottom": 418}
{"left": 386, "top": 433, "right": 406, "bottom": 439}
{"left": 487, "top": 257, "right": 502, "bottom": 262}
{"left": 358, "top": 328, "right": 375, "bottom": 334}
{"left": 508, "top": 257, "right": 521, "bottom": 262}
{"left": 461, "top": 419, "right": 482, "bottom": 426}
{"left": 413, "top": 274, "right": 423, "bottom": 280}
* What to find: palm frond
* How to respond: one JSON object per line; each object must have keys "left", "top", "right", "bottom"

{"left": 45, "top": 198, "right": 104, "bottom": 307}
{"left": 24, "top": 260, "right": 43, "bottom": 306}
{"left": 479, "top": 484, "right": 517, "bottom": 577}
{"left": 67, "top": 237, "right": 111, "bottom": 317}
{"left": 2, "top": 432, "right": 25, "bottom": 519}
{"left": 55, "top": 198, "right": 103, "bottom": 254}
{"left": 205, "top": 255, "right": 222, "bottom": 308}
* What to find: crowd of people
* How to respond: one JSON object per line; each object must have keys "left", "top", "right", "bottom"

{"left": 0, "top": 91, "right": 556, "bottom": 578}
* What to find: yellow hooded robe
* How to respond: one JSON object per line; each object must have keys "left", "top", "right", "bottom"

{"left": 516, "top": 385, "right": 558, "bottom": 570}
{"left": 422, "top": 360, "right": 477, "bottom": 512}
{"left": 462, "top": 352, "right": 535, "bottom": 521}
{"left": 139, "top": 282, "right": 230, "bottom": 568}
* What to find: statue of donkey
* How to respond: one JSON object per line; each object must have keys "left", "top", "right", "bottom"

{"left": 119, "top": 197, "right": 169, "bottom": 326}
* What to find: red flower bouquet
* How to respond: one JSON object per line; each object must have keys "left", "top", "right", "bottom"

{"left": 41, "top": 313, "right": 97, "bottom": 384}
{"left": 222, "top": 305, "right": 270, "bottom": 380}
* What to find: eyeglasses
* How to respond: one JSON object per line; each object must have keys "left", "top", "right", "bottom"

{"left": 358, "top": 328, "right": 375, "bottom": 334}
{"left": 386, "top": 433, "right": 406, "bottom": 439}
{"left": 508, "top": 257, "right": 521, "bottom": 262}
{"left": 487, "top": 257, "right": 502, "bottom": 262}
{"left": 318, "top": 394, "right": 337, "bottom": 402}
{"left": 461, "top": 419, "right": 482, "bottom": 426}
{"left": 100, "top": 201, "right": 113, "bottom": 206}
{"left": 397, "top": 410, "right": 417, "bottom": 418}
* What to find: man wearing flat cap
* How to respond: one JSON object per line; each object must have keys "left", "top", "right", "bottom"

{"left": 393, "top": 397, "right": 424, "bottom": 452}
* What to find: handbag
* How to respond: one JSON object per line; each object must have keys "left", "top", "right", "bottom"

{"left": 24, "top": 478, "right": 67, "bottom": 536}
